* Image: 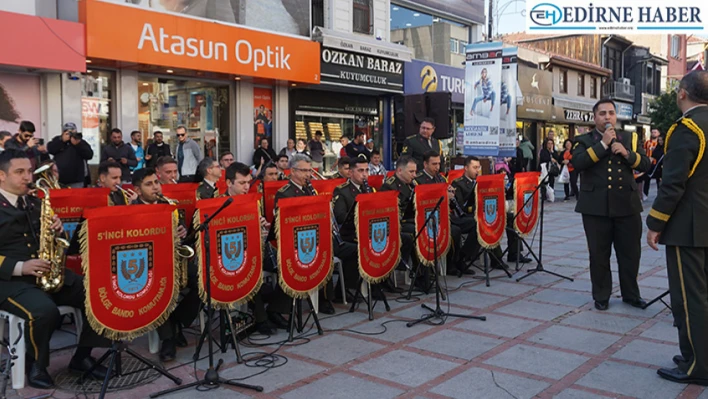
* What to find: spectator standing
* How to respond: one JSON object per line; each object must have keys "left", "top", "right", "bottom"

{"left": 308, "top": 131, "right": 325, "bottom": 170}
{"left": 561, "top": 139, "right": 578, "bottom": 201}
{"left": 345, "top": 131, "right": 371, "bottom": 161}
{"left": 175, "top": 125, "right": 203, "bottom": 182}
{"left": 518, "top": 135, "right": 535, "bottom": 171}
{"left": 4, "top": 120, "right": 49, "bottom": 168}
{"left": 647, "top": 136, "right": 664, "bottom": 192}
{"left": 47, "top": 123, "right": 94, "bottom": 188}
{"left": 539, "top": 138, "right": 559, "bottom": 193}
{"left": 643, "top": 128, "right": 661, "bottom": 200}
{"left": 129, "top": 130, "right": 145, "bottom": 172}
{"left": 0, "top": 130, "right": 11, "bottom": 153}
{"left": 294, "top": 139, "right": 310, "bottom": 157}
{"left": 252, "top": 138, "right": 277, "bottom": 169}
{"left": 365, "top": 138, "right": 374, "bottom": 152}
{"left": 369, "top": 150, "right": 387, "bottom": 175}
{"left": 100, "top": 128, "right": 137, "bottom": 183}
{"left": 279, "top": 138, "right": 297, "bottom": 160}
{"left": 145, "top": 131, "right": 171, "bottom": 168}
{"left": 335, "top": 136, "right": 349, "bottom": 158}
{"left": 219, "top": 152, "right": 234, "bottom": 169}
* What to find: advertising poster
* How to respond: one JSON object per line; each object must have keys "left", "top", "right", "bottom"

{"left": 0, "top": 73, "right": 41, "bottom": 134}
{"left": 253, "top": 87, "right": 273, "bottom": 148}
{"left": 499, "top": 47, "right": 518, "bottom": 158}
{"left": 464, "top": 42, "right": 503, "bottom": 156}
{"left": 81, "top": 97, "right": 109, "bottom": 165}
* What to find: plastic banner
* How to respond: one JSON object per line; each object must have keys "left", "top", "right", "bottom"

{"left": 464, "top": 41, "right": 503, "bottom": 156}
{"left": 356, "top": 191, "right": 401, "bottom": 283}
{"left": 48, "top": 188, "right": 110, "bottom": 241}
{"left": 311, "top": 178, "right": 346, "bottom": 199}
{"left": 475, "top": 174, "right": 506, "bottom": 248}
{"left": 263, "top": 180, "right": 289, "bottom": 224}
{"left": 414, "top": 183, "right": 451, "bottom": 266}
{"left": 161, "top": 183, "right": 199, "bottom": 229}
{"left": 499, "top": 47, "right": 518, "bottom": 158}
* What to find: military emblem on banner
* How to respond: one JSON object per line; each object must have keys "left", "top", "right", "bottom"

{"left": 414, "top": 183, "right": 451, "bottom": 266}
{"left": 195, "top": 195, "right": 263, "bottom": 309}
{"left": 111, "top": 243, "right": 153, "bottom": 296}
{"left": 513, "top": 172, "right": 541, "bottom": 237}
{"left": 276, "top": 195, "right": 333, "bottom": 298}
{"left": 475, "top": 174, "right": 506, "bottom": 248}
{"left": 356, "top": 191, "right": 401, "bottom": 283}
{"left": 63, "top": 217, "right": 82, "bottom": 241}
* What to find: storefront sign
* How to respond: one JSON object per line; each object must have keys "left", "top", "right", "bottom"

{"left": 464, "top": 42, "right": 503, "bottom": 156}
{"left": 404, "top": 60, "right": 465, "bottom": 103}
{"left": 316, "top": 28, "right": 412, "bottom": 62}
{"left": 517, "top": 65, "right": 553, "bottom": 120}
{"left": 637, "top": 115, "right": 652, "bottom": 124}
{"left": 564, "top": 109, "right": 593, "bottom": 123}
{"left": 616, "top": 102, "right": 634, "bottom": 121}
{"left": 81, "top": 0, "right": 320, "bottom": 84}
{"left": 320, "top": 47, "right": 404, "bottom": 93}
{"left": 0, "top": 10, "right": 85, "bottom": 72}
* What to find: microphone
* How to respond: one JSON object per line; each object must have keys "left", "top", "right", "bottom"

{"left": 605, "top": 123, "right": 617, "bottom": 145}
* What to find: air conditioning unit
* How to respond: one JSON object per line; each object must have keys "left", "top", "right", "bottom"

{"left": 620, "top": 78, "right": 631, "bottom": 85}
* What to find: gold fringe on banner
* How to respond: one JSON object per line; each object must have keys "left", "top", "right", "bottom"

{"left": 79, "top": 214, "right": 181, "bottom": 342}
{"left": 474, "top": 182, "right": 502, "bottom": 249}
{"left": 414, "top": 192, "right": 450, "bottom": 267}
{"left": 355, "top": 203, "right": 401, "bottom": 284}
{"left": 174, "top": 210, "right": 187, "bottom": 288}
{"left": 275, "top": 208, "right": 334, "bottom": 299}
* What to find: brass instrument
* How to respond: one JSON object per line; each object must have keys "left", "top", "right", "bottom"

{"left": 116, "top": 185, "right": 137, "bottom": 198}
{"left": 34, "top": 162, "right": 61, "bottom": 189}
{"left": 28, "top": 180, "right": 70, "bottom": 293}
{"left": 171, "top": 179, "right": 178, "bottom": 184}
{"left": 311, "top": 169, "right": 327, "bottom": 180}
{"left": 361, "top": 178, "right": 371, "bottom": 194}
{"left": 157, "top": 194, "right": 195, "bottom": 259}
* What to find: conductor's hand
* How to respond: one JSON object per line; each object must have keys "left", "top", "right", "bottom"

{"left": 177, "top": 225, "right": 187, "bottom": 239}
{"left": 611, "top": 142, "right": 629, "bottom": 158}
{"left": 647, "top": 230, "right": 661, "bottom": 251}
{"left": 602, "top": 126, "right": 617, "bottom": 146}
{"left": 51, "top": 215, "right": 63, "bottom": 234}
{"left": 23, "top": 259, "right": 51, "bottom": 277}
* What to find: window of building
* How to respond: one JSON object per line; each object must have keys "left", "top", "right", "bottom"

{"left": 590, "top": 77, "right": 597, "bottom": 98}
{"left": 559, "top": 69, "right": 568, "bottom": 94}
{"left": 312, "top": 0, "right": 325, "bottom": 29}
{"left": 450, "top": 39, "right": 459, "bottom": 54}
{"left": 604, "top": 46, "right": 623, "bottom": 80}
{"left": 578, "top": 73, "right": 585, "bottom": 96}
{"left": 671, "top": 35, "right": 680, "bottom": 59}
{"left": 353, "top": 0, "right": 372, "bottom": 35}
{"left": 459, "top": 41, "right": 468, "bottom": 54}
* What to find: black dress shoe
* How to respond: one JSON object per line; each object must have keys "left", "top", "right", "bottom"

{"left": 508, "top": 255, "right": 532, "bottom": 264}
{"left": 254, "top": 321, "right": 274, "bottom": 335}
{"left": 594, "top": 300, "right": 609, "bottom": 311}
{"left": 458, "top": 267, "right": 476, "bottom": 276}
{"left": 175, "top": 324, "right": 188, "bottom": 348}
{"left": 267, "top": 311, "right": 290, "bottom": 330}
{"left": 622, "top": 297, "right": 648, "bottom": 309}
{"left": 319, "top": 300, "right": 336, "bottom": 315}
{"left": 673, "top": 355, "right": 686, "bottom": 366}
{"left": 27, "top": 363, "right": 54, "bottom": 389}
{"left": 70, "top": 356, "right": 111, "bottom": 380}
{"left": 657, "top": 367, "right": 708, "bottom": 386}
{"left": 159, "top": 339, "right": 177, "bottom": 363}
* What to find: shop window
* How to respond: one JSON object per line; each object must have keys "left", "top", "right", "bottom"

{"left": 559, "top": 69, "right": 568, "bottom": 94}
{"left": 81, "top": 70, "right": 114, "bottom": 165}
{"left": 312, "top": 0, "right": 325, "bottom": 29}
{"left": 137, "top": 78, "right": 230, "bottom": 162}
{"left": 590, "top": 77, "right": 597, "bottom": 98}
{"left": 578, "top": 74, "right": 585, "bottom": 96}
{"left": 353, "top": 0, "right": 373, "bottom": 35}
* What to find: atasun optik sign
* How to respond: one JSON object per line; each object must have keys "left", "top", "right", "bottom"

{"left": 526, "top": 1, "right": 705, "bottom": 34}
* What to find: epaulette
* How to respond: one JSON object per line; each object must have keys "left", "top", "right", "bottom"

{"left": 277, "top": 184, "right": 290, "bottom": 193}
{"left": 385, "top": 176, "right": 396, "bottom": 185}
{"left": 337, "top": 181, "right": 349, "bottom": 189}
{"left": 406, "top": 134, "right": 416, "bottom": 140}
{"left": 453, "top": 176, "right": 465, "bottom": 183}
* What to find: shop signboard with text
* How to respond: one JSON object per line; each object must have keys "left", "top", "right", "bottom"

{"left": 517, "top": 65, "right": 553, "bottom": 120}
{"left": 81, "top": 0, "right": 320, "bottom": 84}
{"left": 404, "top": 59, "right": 465, "bottom": 103}
{"left": 616, "top": 102, "right": 634, "bottom": 121}
{"left": 320, "top": 47, "right": 404, "bottom": 93}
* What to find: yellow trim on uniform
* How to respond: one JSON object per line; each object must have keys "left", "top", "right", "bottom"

{"left": 649, "top": 208, "right": 670, "bottom": 222}
{"left": 7, "top": 298, "right": 39, "bottom": 361}
{"left": 631, "top": 153, "right": 641, "bottom": 169}
{"left": 587, "top": 147, "right": 599, "bottom": 163}
{"left": 676, "top": 247, "right": 697, "bottom": 376}
{"left": 0, "top": 255, "right": 5, "bottom": 265}
{"left": 666, "top": 118, "right": 706, "bottom": 178}
{"left": 632, "top": 132, "right": 638, "bottom": 152}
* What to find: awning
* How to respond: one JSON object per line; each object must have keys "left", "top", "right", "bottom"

{"left": 553, "top": 95, "right": 597, "bottom": 112}
{"left": 313, "top": 27, "right": 413, "bottom": 63}
{"left": 0, "top": 10, "right": 85, "bottom": 72}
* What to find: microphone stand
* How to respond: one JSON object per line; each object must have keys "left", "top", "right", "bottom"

{"left": 151, "top": 197, "right": 263, "bottom": 397}
{"left": 406, "top": 197, "right": 486, "bottom": 327}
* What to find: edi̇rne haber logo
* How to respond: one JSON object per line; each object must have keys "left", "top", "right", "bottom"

{"left": 526, "top": 1, "right": 705, "bottom": 34}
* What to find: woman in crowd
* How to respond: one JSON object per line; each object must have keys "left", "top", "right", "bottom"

{"left": 539, "top": 138, "right": 559, "bottom": 200}
{"left": 562, "top": 139, "right": 578, "bottom": 201}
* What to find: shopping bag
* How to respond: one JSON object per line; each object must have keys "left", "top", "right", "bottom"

{"left": 557, "top": 165, "right": 570, "bottom": 184}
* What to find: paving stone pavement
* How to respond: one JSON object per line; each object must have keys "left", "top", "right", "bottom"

{"left": 5, "top": 194, "right": 708, "bottom": 399}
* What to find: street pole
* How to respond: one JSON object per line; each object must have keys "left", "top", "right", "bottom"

{"left": 488, "top": 0, "right": 494, "bottom": 41}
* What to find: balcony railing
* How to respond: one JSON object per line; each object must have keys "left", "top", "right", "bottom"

{"left": 602, "top": 80, "right": 635, "bottom": 102}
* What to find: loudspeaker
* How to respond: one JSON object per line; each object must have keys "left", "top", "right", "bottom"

{"left": 393, "top": 95, "right": 407, "bottom": 142}
{"left": 425, "top": 92, "right": 452, "bottom": 140}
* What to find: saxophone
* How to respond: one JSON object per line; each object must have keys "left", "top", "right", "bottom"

{"left": 29, "top": 179, "right": 70, "bottom": 293}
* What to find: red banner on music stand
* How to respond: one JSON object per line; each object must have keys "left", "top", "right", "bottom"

{"left": 513, "top": 172, "right": 541, "bottom": 237}
{"left": 475, "top": 174, "right": 506, "bottom": 248}
{"left": 80, "top": 205, "right": 180, "bottom": 341}
{"left": 161, "top": 183, "right": 199, "bottom": 228}
{"left": 195, "top": 195, "right": 263, "bottom": 309}
{"left": 311, "top": 178, "right": 345, "bottom": 199}
{"left": 356, "top": 191, "right": 401, "bottom": 283}
{"left": 414, "top": 183, "right": 451, "bottom": 266}
{"left": 367, "top": 175, "right": 384, "bottom": 191}
{"left": 49, "top": 188, "right": 111, "bottom": 241}
{"left": 446, "top": 169, "right": 464, "bottom": 183}
{"left": 263, "top": 180, "right": 288, "bottom": 224}
{"left": 276, "top": 195, "right": 333, "bottom": 298}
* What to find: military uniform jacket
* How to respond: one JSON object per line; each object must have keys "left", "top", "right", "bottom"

{"left": 647, "top": 105, "right": 708, "bottom": 247}
{"left": 380, "top": 175, "right": 415, "bottom": 221}
{"left": 196, "top": 181, "right": 218, "bottom": 200}
{"left": 274, "top": 181, "right": 310, "bottom": 209}
{"left": 330, "top": 172, "right": 342, "bottom": 180}
{"left": 0, "top": 194, "right": 78, "bottom": 290}
{"left": 572, "top": 128, "right": 651, "bottom": 218}
{"left": 452, "top": 176, "right": 476, "bottom": 214}
{"left": 402, "top": 134, "right": 443, "bottom": 171}
{"left": 414, "top": 171, "right": 446, "bottom": 185}
{"left": 332, "top": 181, "right": 368, "bottom": 242}
{"left": 108, "top": 190, "right": 129, "bottom": 206}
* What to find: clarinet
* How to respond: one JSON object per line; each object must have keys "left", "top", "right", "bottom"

{"left": 260, "top": 188, "right": 279, "bottom": 270}
{"left": 305, "top": 179, "right": 344, "bottom": 245}
{"left": 361, "top": 178, "right": 371, "bottom": 193}
{"left": 438, "top": 174, "right": 465, "bottom": 217}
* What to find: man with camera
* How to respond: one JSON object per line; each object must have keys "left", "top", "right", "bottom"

{"left": 4, "top": 120, "right": 49, "bottom": 168}
{"left": 47, "top": 123, "right": 94, "bottom": 188}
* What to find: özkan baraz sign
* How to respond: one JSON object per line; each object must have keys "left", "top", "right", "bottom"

{"left": 320, "top": 47, "right": 404, "bottom": 93}
{"left": 526, "top": 0, "right": 705, "bottom": 34}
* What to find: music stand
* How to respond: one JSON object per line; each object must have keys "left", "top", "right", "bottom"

{"left": 514, "top": 174, "right": 573, "bottom": 283}
{"left": 406, "top": 197, "right": 486, "bottom": 328}
{"left": 642, "top": 290, "right": 671, "bottom": 310}
{"left": 151, "top": 198, "right": 263, "bottom": 398}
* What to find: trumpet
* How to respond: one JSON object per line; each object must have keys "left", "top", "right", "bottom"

{"left": 157, "top": 193, "right": 179, "bottom": 205}
{"left": 311, "top": 169, "right": 327, "bottom": 180}
{"left": 116, "top": 185, "right": 137, "bottom": 198}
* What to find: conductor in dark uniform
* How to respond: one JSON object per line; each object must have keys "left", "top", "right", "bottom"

{"left": 401, "top": 117, "right": 444, "bottom": 172}
{"left": 647, "top": 71, "right": 708, "bottom": 386}
{"left": 0, "top": 151, "right": 109, "bottom": 389}
{"left": 572, "top": 98, "right": 651, "bottom": 311}
{"left": 196, "top": 157, "right": 220, "bottom": 200}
